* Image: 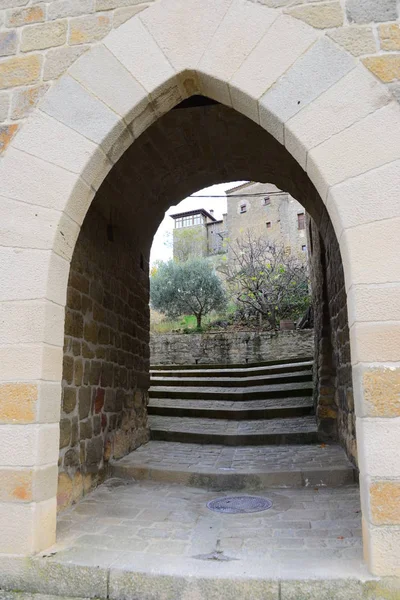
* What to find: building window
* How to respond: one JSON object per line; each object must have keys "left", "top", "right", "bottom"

{"left": 193, "top": 214, "right": 202, "bottom": 225}
{"left": 302, "top": 245, "right": 307, "bottom": 252}
{"left": 262, "top": 196, "right": 271, "bottom": 206}
{"left": 266, "top": 221, "right": 272, "bottom": 229}
{"left": 240, "top": 203, "right": 247, "bottom": 214}
{"left": 175, "top": 218, "right": 183, "bottom": 228}
{"left": 297, "top": 213, "right": 305, "bottom": 230}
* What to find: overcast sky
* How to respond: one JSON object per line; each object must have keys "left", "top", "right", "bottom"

{"left": 150, "top": 181, "right": 247, "bottom": 265}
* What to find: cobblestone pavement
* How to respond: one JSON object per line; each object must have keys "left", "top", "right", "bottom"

{"left": 115, "top": 441, "right": 354, "bottom": 473}
{"left": 149, "top": 397, "right": 313, "bottom": 410}
{"left": 149, "top": 415, "right": 317, "bottom": 435}
{"left": 53, "top": 480, "right": 362, "bottom": 569}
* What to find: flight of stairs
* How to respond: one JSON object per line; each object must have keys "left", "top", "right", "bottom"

{"left": 148, "top": 358, "right": 317, "bottom": 446}
{"left": 111, "top": 357, "right": 356, "bottom": 489}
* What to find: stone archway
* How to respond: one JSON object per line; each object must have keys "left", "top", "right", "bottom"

{"left": 0, "top": 0, "right": 400, "bottom": 578}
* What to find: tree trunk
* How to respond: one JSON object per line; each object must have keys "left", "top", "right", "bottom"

{"left": 196, "top": 313, "right": 202, "bottom": 329}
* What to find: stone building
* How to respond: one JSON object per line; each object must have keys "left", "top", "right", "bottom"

{"left": 171, "top": 182, "right": 307, "bottom": 261}
{"left": 170, "top": 207, "right": 225, "bottom": 260}
{"left": 226, "top": 181, "right": 307, "bottom": 257}
{"left": 0, "top": 0, "right": 399, "bottom": 588}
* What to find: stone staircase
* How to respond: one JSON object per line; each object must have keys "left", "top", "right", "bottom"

{"left": 111, "top": 357, "right": 357, "bottom": 489}
{"left": 148, "top": 358, "right": 316, "bottom": 446}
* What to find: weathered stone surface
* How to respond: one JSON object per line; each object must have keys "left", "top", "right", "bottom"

{"left": 10, "top": 82, "right": 49, "bottom": 119}
{"left": 363, "top": 54, "right": 400, "bottom": 83}
{"left": 0, "top": 123, "right": 17, "bottom": 153}
{"left": 21, "top": 20, "right": 67, "bottom": 52}
{"left": 362, "top": 368, "right": 400, "bottom": 417}
{"left": 0, "top": 383, "right": 37, "bottom": 423}
{"left": 287, "top": 1, "right": 343, "bottom": 29}
{"left": 7, "top": 5, "right": 45, "bottom": 27}
{"left": 69, "top": 14, "right": 111, "bottom": 45}
{"left": 0, "top": 92, "right": 9, "bottom": 120}
{"left": 43, "top": 44, "right": 90, "bottom": 81}
{"left": 60, "top": 418, "right": 72, "bottom": 448}
{"left": 0, "top": 54, "right": 42, "bottom": 89}
{"left": 48, "top": 0, "right": 94, "bottom": 20}
{"left": 62, "top": 387, "right": 77, "bottom": 414}
{"left": 370, "top": 481, "right": 400, "bottom": 525}
{"left": 346, "top": 0, "right": 398, "bottom": 23}
{"left": 328, "top": 26, "right": 376, "bottom": 56}
{"left": 113, "top": 4, "right": 149, "bottom": 27}
{"left": 0, "top": 30, "right": 17, "bottom": 57}
{"left": 379, "top": 23, "right": 400, "bottom": 51}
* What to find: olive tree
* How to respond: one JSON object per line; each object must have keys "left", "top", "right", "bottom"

{"left": 220, "top": 232, "right": 310, "bottom": 329}
{"left": 150, "top": 258, "right": 227, "bottom": 329}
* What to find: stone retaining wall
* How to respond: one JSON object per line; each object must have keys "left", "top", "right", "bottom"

{"left": 150, "top": 330, "right": 314, "bottom": 366}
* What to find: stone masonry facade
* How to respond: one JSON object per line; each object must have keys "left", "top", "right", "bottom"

{"left": 58, "top": 205, "right": 150, "bottom": 511}
{"left": 307, "top": 212, "right": 356, "bottom": 466}
{"left": 0, "top": 0, "right": 400, "bottom": 153}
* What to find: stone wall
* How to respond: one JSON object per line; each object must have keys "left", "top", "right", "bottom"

{"left": 150, "top": 330, "right": 314, "bottom": 366}
{"left": 307, "top": 213, "right": 356, "bottom": 466}
{"left": 58, "top": 205, "right": 150, "bottom": 511}
{"left": 0, "top": 0, "right": 399, "bottom": 153}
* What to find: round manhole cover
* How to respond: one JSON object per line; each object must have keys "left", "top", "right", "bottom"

{"left": 207, "top": 495, "right": 273, "bottom": 514}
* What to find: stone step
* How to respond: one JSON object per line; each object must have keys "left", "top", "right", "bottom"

{"left": 148, "top": 415, "right": 318, "bottom": 445}
{"left": 150, "top": 355, "right": 314, "bottom": 370}
{"left": 150, "top": 370, "right": 312, "bottom": 388}
{"left": 111, "top": 440, "right": 357, "bottom": 489}
{"left": 148, "top": 397, "right": 314, "bottom": 420}
{"left": 149, "top": 380, "right": 313, "bottom": 400}
{"left": 150, "top": 360, "right": 313, "bottom": 378}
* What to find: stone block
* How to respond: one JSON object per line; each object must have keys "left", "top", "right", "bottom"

{"left": 78, "top": 386, "right": 92, "bottom": 419}
{"left": 80, "top": 419, "right": 92, "bottom": 440}
{"left": 0, "top": 423, "right": 59, "bottom": 467}
{"left": 94, "top": 388, "right": 105, "bottom": 413}
{"left": 379, "top": 23, "right": 400, "bottom": 51}
{"left": 113, "top": 5, "right": 149, "bottom": 28}
{"left": 346, "top": 0, "right": 398, "bottom": 24}
{"left": 287, "top": 1, "right": 343, "bottom": 29}
{"left": 285, "top": 66, "right": 390, "bottom": 170}
{"left": 0, "top": 124, "right": 18, "bottom": 153}
{"left": 230, "top": 14, "right": 317, "bottom": 122}
{"left": 0, "top": 383, "right": 37, "bottom": 424}
{"left": 0, "top": 54, "right": 42, "bottom": 90}
{"left": 0, "top": 497, "right": 56, "bottom": 554}
{"left": 0, "top": 30, "right": 17, "bottom": 57}
{"left": 357, "top": 418, "right": 400, "bottom": 478}
{"left": 308, "top": 102, "right": 400, "bottom": 202}
{"left": 86, "top": 436, "right": 103, "bottom": 465}
{"left": 40, "top": 74, "right": 125, "bottom": 154}
{"left": 63, "top": 355, "right": 74, "bottom": 385}
{"left": 7, "top": 5, "right": 45, "bottom": 27}
{"left": 259, "top": 37, "right": 355, "bottom": 143}
{"left": 350, "top": 321, "right": 400, "bottom": 363}
{"left": 140, "top": 0, "right": 231, "bottom": 72}
{"left": 198, "top": 0, "right": 276, "bottom": 91}
{"left": 69, "top": 44, "right": 149, "bottom": 124}
{"left": 62, "top": 387, "right": 76, "bottom": 414}
{"left": 10, "top": 83, "right": 49, "bottom": 119}
{"left": 0, "top": 92, "right": 9, "bottom": 120}
{"left": 59, "top": 418, "right": 71, "bottom": 448}
{"left": 64, "top": 310, "right": 83, "bottom": 338}
{"left": 104, "top": 16, "right": 175, "bottom": 96}
{"left": 69, "top": 14, "right": 111, "bottom": 45}
{"left": 48, "top": 0, "right": 94, "bottom": 20}
{"left": 366, "top": 523, "right": 400, "bottom": 576}
{"left": 363, "top": 54, "right": 400, "bottom": 83}
{"left": 21, "top": 20, "right": 67, "bottom": 52}
{"left": 84, "top": 321, "right": 98, "bottom": 344}
{"left": 43, "top": 45, "right": 89, "bottom": 81}
{"left": 74, "top": 358, "right": 83, "bottom": 386}
{"left": 369, "top": 480, "right": 400, "bottom": 525}
{"left": 281, "top": 579, "right": 362, "bottom": 599}
{"left": 97, "top": 0, "right": 148, "bottom": 8}
{"left": 328, "top": 26, "right": 376, "bottom": 56}
{"left": 64, "top": 448, "right": 79, "bottom": 467}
